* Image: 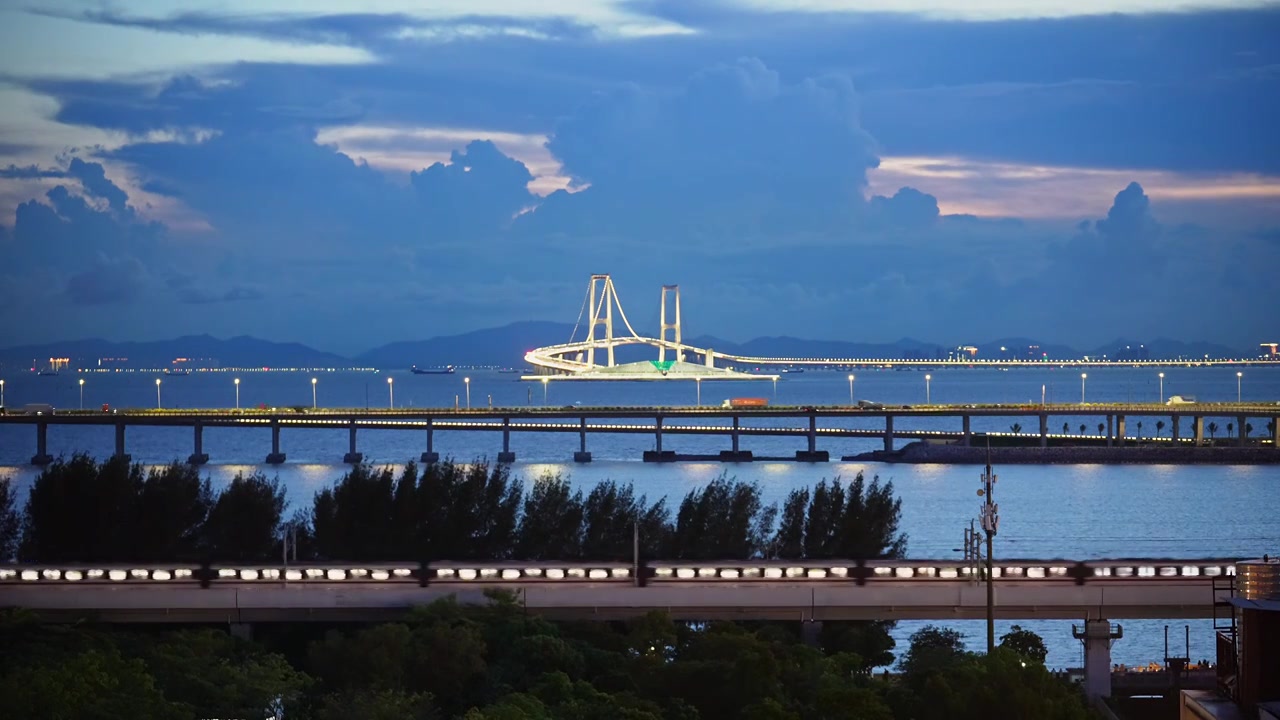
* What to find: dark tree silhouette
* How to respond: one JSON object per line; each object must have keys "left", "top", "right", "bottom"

{"left": 1078, "top": 424, "right": 1086, "bottom": 435}
{"left": 1010, "top": 423, "right": 1022, "bottom": 434}
{"left": 0, "top": 478, "right": 19, "bottom": 561}
{"left": 1097, "top": 422, "right": 1105, "bottom": 435}
{"left": 202, "top": 473, "right": 286, "bottom": 562}
{"left": 1155, "top": 420, "right": 1165, "bottom": 438}
{"left": 999, "top": 625, "right": 1049, "bottom": 664}
{"left": 1208, "top": 421, "right": 1219, "bottom": 439}
{"left": 671, "top": 476, "right": 775, "bottom": 559}
{"left": 19, "top": 454, "right": 142, "bottom": 562}
{"left": 771, "top": 474, "right": 906, "bottom": 560}
{"left": 514, "top": 475, "right": 585, "bottom": 560}
{"left": 1061, "top": 422, "right": 1069, "bottom": 435}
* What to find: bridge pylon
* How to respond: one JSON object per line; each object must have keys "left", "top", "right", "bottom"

{"left": 659, "top": 285, "right": 683, "bottom": 364}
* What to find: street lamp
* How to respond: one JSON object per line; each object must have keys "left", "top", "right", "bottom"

{"left": 155, "top": 378, "right": 162, "bottom": 409}
{"left": 1158, "top": 372, "right": 1164, "bottom": 403}
{"left": 234, "top": 377, "right": 240, "bottom": 410}
{"left": 0, "top": 378, "right": 4, "bottom": 407}
{"left": 1080, "top": 373, "right": 1087, "bottom": 404}
{"left": 978, "top": 455, "right": 999, "bottom": 653}
{"left": 695, "top": 378, "right": 702, "bottom": 407}
{"left": 79, "top": 378, "right": 85, "bottom": 410}
{"left": 387, "top": 376, "right": 394, "bottom": 409}
{"left": 464, "top": 377, "right": 471, "bottom": 409}
{"left": 311, "top": 377, "right": 317, "bottom": 409}
{"left": 1237, "top": 371, "right": 1243, "bottom": 403}
{"left": 925, "top": 374, "right": 932, "bottom": 405}
{"left": 541, "top": 377, "right": 549, "bottom": 405}
{"left": 847, "top": 374, "right": 855, "bottom": 405}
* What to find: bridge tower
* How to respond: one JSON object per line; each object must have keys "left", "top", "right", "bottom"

{"left": 659, "top": 285, "right": 683, "bottom": 364}
{"left": 586, "top": 274, "right": 617, "bottom": 368}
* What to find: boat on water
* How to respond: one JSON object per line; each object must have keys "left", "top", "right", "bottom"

{"left": 411, "top": 365, "right": 456, "bottom": 375}
{"left": 36, "top": 369, "right": 59, "bottom": 376}
{"left": 497, "top": 368, "right": 525, "bottom": 374}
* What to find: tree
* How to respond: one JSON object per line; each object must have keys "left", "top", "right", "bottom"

{"left": 1227, "top": 422, "right": 1234, "bottom": 437}
{"left": 1136, "top": 421, "right": 1143, "bottom": 438}
{"left": 1061, "top": 422, "right": 1069, "bottom": 435}
{"left": 315, "top": 689, "right": 438, "bottom": 720}
{"left": 132, "top": 463, "right": 213, "bottom": 561}
{"left": 775, "top": 474, "right": 906, "bottom": 560}
{"left": 899, "top": 625, "right": 967, "bottom": 682}
{"left": 1097, "top": 422, "right": 1105, "bottom": 435}
{"left": 1078, "top": 424, "right": 1086, "bottom": 435}
{"left": 1009, "top": 423, "right": 1022, "bottom": 434}
{"left": 19, "top": 454, "right": 142, "bottom": 562}
{"left": 0, "top": 646, "right": 184, "bottom": 719}
{"left": 1155, "top": 420, "right": 1165, "bottom": 438}
{"left": 311, "top": 464, "right": 401, "bottom": 560}
{"left": 514, "top": 474, "right": 585, "bottom": 559}
{"left": 415, "top": 461, "right": 522, "bottom": 560}
{"left": 0, "top": 478, "right": 19, "bottom": 561}
{"left": 203, "top": 472, "right": 286, "bottom": 561}
{"left": 580, "top": 481, "right": 670, "bottom": 560}
{"left": 671, "top": 476, "right": 776, "bottom": 559}
{"left": 1245, "top": 423, "right": 1253, "bottom": 438}
{"left": 998, "top": 625, "right": 1048, "bottom": 665}
{"left": 1208, "top": 421, "right": 1218, "bottom": 439}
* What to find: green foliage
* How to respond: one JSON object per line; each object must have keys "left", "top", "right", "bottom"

{"left": 999, "top": 624, "right": 1049, "bottom": 665}
{"left": 899, "top": 625, "right": 968, "bottom": 682}
{"left": 0, "top": 647, "right": 185, "bottom": 720}
{"left": 315, "top": 688, "right": 439, "bottom": 720}
{"left": 20, "top": 454, "right": 143, "bottom": 561}
{"left": 0, "top": 477, "right": 19, "bottom": 560}
{"left": 893, "top": 649, "right": 1093, "bottom": 720}
{"left": 516, "top": 475, "right": 586, "bottom": 559}
{"left": 771, "top": 473, "right": 906, "bottom": 560}
{"left": 203, "top": 472, "right": 286, "bottom": 560}
{"left": 671, "top": 475, "right": 776, "bottom": 559}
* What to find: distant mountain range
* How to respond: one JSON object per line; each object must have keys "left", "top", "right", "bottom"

{"left": 0, "top": 324, "right": 1256, "bottom": 370}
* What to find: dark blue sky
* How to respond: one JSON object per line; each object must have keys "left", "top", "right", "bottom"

{"left": 1, "top": 1, "right": 1277, "bottom": 353}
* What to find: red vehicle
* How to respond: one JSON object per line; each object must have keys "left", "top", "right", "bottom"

{"left": 721, "top": 397, "right": 769, "bottom": 408}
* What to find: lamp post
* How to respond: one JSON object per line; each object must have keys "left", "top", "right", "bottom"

{"left": 925, "top": 374, "right": 932, "bottom": 405}
{"left": 695, "top": 378, "right": 702, "bottom": 407}
{"left": 978, "top": 454, "right": 999, "bottom": 653}
{"left": 234, "top": 377, "right": 240, "bottom": 410}
{"left": 1158, "top": 372, "right": 1164, "bottom": 403}
{"left": 1, "top": 379, "right": 5, "bottom": 407}
{"left": 1080, "top": 373, "right": 1087, "bottom": 404}
{"left": 464, "top": 377, "right": 471, "bottom": 409}
{"left": 79, "top": 378, "right": 85, "bottom": 410}
{"left": 155, "top": 378, "right": 162, "bottom": 409}
{"left": 387, "top": 376, "right": 394, "bottom": 409}
{"left": 1237, "top": 371, "right": 1243, "bottom": 402}
{"left": 772, "top": 376, "right": 777, "bottom": 400}
{"left": 541, "top": 377, "right": 549, "bottom": 405}
{"left": 311, "top": 377, "right": 317, "bottom": 409}
{"left": 848, "top": 374, "right": 855, "bottom": 405}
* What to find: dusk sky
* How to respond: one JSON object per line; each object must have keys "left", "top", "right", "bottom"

{"left": 1, "top": 0, "right": 1277, "bottom": 354}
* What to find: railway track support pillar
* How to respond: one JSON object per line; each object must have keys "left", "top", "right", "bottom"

{"left": 187, "top": 421, "right": 207, "bottom": 465}
{"left": 31, "top": 422, "right": 52, "bottom": 466}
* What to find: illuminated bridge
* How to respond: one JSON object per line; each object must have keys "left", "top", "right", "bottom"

{"left": 0, "top": 557, "right": 1239, "bottom": 623}
{"left": 523, "top": 274, "right": 1278, "bottom": 377}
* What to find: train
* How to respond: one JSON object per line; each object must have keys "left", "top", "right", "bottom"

{"left": 0, "top": 558, "right": 1237, "bottom": 588}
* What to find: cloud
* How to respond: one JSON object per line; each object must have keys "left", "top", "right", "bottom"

{"left": 65, "top": 254, "right": 147, "bottom": 305}
{"left": 67, "top": 157, "right": 128, "bottom": 213}
{"left": 870, "top": 187, "right": 939, "bottom": 227}
{"left": 0, "top": 164, "right": 65, "bottom": 179}
{"left": 410, "top": 140, "right": 536, "bottom": 231}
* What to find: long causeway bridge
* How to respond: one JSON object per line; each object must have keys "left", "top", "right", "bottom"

{"left": 2, "top": 403, "right": 1277, "bottom": 465}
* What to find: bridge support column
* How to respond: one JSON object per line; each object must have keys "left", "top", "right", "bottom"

{"left": 1039, "top": 413, "right": 1048, "bottom": 448}
{"left": 188, "top": 421, "right": 208, "bottom": 465}
{"left": 1238, "top": 415, "right": 1247, "bottom": 447}
{"left": 720, "top": 415, "right": 752, "bottom": 462}
{"left": 644, "top": 416, "right": 675, "bottom": 462}
{"left": 884, "top": 415, "right": 894, "bottom": 452}
{"left": 574, "top": 417, "right": 591, "bottom": 462}
{"left": 1272, "top": 416, "right": 1279, "bottom": 450}
{"left": 114, "top": 421, "right": 131, "bottom": 463}
{"left": 343, "top": 420, "right": 363, "bottom": 464}
{"left": 1073, "top": 620, "right": 1123, "bottom": 702}
{"left": 1106, "top": 415, "right": 1113, "bottom": 448}
{"left": 421, "top": 420, "right": 439, "bottom": 464}
{"left": 962, "top": 415, "right": 971, "bottom": 446}
{"left": 498, "top": 417, "right": 515, "bottom": 463}
{"left": 266, "top": 419, "right": 286, "bottom": 464}
{"left": 801, "top": 621, "right": 823, "bottom": 648}
{"left": 796, "top": 413, "right": 827, "bottom": 462}
{"left": 1193, "top": 416, "right": 1204, "bottom": 446}
{"left": 31, "top": 422, "right": 52, "bottom": 466}
{"left": 1116, "top": 416, "right": 1126, "bottom": 447}
{"left": 1171, "top": 415, "right": 1180, "bottom": 444}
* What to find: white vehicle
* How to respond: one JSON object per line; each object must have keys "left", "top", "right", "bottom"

{"left": 22, "top": 403, "right": 55, "bottom": 415}
{"left": 1166, "top": 395, "right": 1197, "bottom": 405}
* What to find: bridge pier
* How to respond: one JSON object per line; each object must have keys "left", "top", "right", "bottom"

{"left": 1272, "top": 415, "right": 1279, "bottom": 450}
{"left": 1238, "top": 414, "right": 1248, "bottom": 447}
{"left": 796, "top": 413, "right": 827, "bottom": 462}
{"left": 1073, "top": 619, "right": 1123, "bottom": 702}
{"left": 266, "top": 419, "right": 286, "bottom": 464}
{"left": 1171, "top": 415, "right": 1180, "bottom": 444}
{"left": 884, "top": 415, "right": 894, "bottom": 452}
{"left": 498, "top": 417, "right": 515, "bottom": 463}
{"left": 962, "top": 415, "right": 971, "bottom": 446}
{"left": 343, "top": 420, "right": 362, "bottom": 464}
{"left": 420, "top": 420, "right": 439, "bottom": 464}
{"left": 1116, "top": 415, "right": 1126, "bottom": 447}
{"left": 801, "top": 620, "right": 823, "bottom": 648}
{"left": 31, "top": 422, "right": 52, "bottom": 466}
{"left": 720, "top": 415, "right": 752, "bottom": 461}
{"left": 644, "top": 416, "right": 675, "bottom": 462}
{"left": 574, "top": 417, "right": 591, "bottom": 462}
{"left": 187, "top": 421, "right": 208, "bottom": 465}
{"left": 1106, "top": 414, "right": 1113, "bottom": 448}
{"left": 1038, "top": 413, "right": 1048, "bottom": 448}
{"left": 1193, "top": 415, "right": 1204, "bottom": 446}
{"left": 114, "top": 421, "right": 131, "bottom": 463}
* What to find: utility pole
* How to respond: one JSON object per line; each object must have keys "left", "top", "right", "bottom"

{"left": 978, "top": 447, "right": 999, "bottom": 653}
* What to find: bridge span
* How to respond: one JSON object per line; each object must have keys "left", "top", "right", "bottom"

{"left": 0, "top": 558, "right": 1236, "bottom": 623}
{"left": 523, "top": 274, "right": 1280, "bottom": 377}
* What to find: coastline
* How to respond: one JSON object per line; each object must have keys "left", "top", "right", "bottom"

{"left": 847, "top": 441, "right": 1280, "bottom": 465}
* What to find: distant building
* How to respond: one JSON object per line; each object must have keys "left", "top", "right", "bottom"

{"left": 1261, "top": 343, "right": 1278, "bottom": 358}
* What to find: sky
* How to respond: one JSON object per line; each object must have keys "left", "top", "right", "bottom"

{"left": 1, "top": 0, "right": 1278, "bottom": 355}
